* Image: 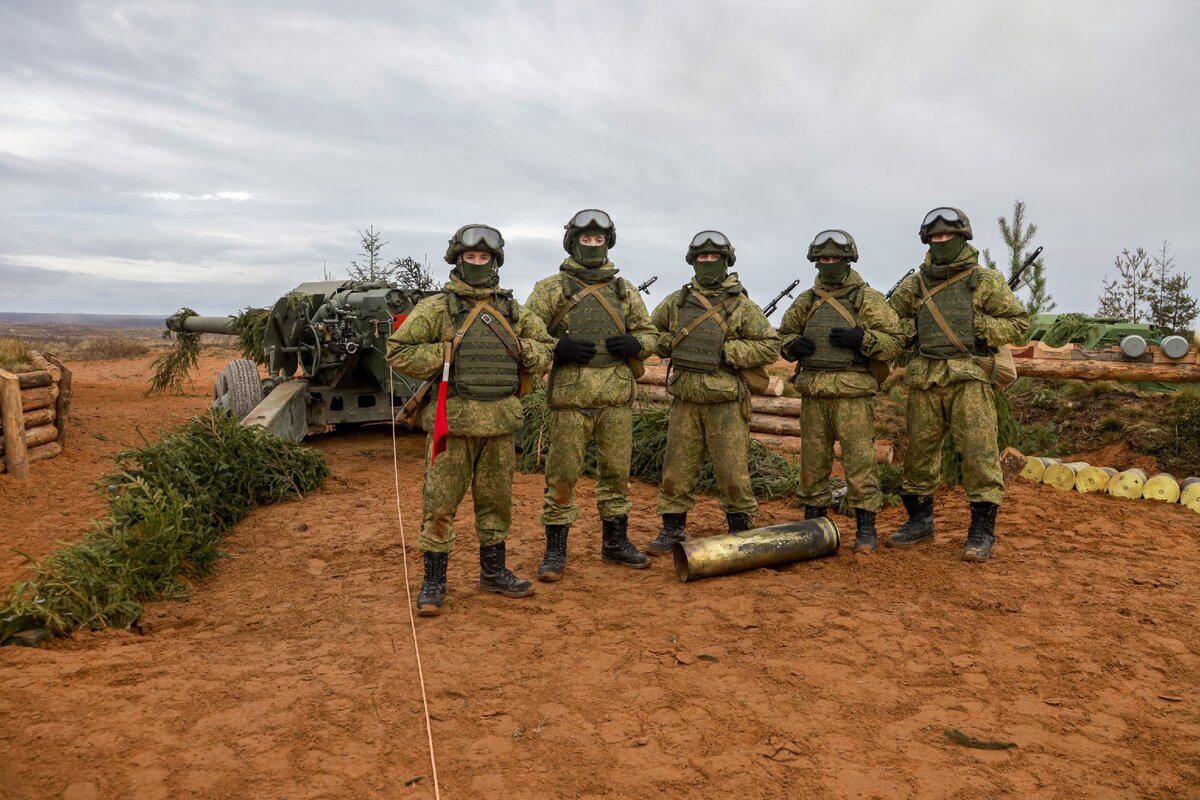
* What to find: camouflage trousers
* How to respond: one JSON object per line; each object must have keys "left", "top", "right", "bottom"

{"left": 656, "top": 399, "right": 758, "bottom": 518}
{"left": 541, "top": 405, "right": 634, "bottom": 526}
{"left": 903, "top": 380, "right": 1004, "bottom": 505}
{"left": 797, "top": 395, "right": 882, "bottom": 512}
{"left": 419, "top": 433, "right": 515, "bottom": 554}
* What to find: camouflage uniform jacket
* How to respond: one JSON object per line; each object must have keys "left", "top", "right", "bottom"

{"left": 524, "top": 259, "right": 659, "bottom": 410}
{"left": 889, "top": 245, "right": 1030, "bottom": 390}
{"left": 386, "top": 276, "right": 554, "bottom": 437}
{"left": 779, "top": 268, "right": 905, "bottom": 398}
{"left": 651, "top": 273, "right": 782, "bottom": 404}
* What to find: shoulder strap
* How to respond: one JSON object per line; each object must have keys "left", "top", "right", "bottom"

{"left": 915, "top": 266, "right": 976, "bottom": 310}
{"left": 915, "top": 273, "right": 973, "bottom": 356}
{"left": 548, "top": 275, "right": 626, "bottom": 333}
{"left": 670, "top": 289, "right": 738, "bottom": 349}
{"left": 805, "top": 285, "right": 858, "bottom": 327}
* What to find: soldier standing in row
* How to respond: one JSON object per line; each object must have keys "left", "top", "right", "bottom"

{"left": 645, "top": 231, "right": 781, "bottom": 554}
{"left": 779, "top": 230, "right": 904, "bottom": 554}
{"left": 886, "top": 208, "right": 1030, "bottom": 562}
{"left": 523, "top": 209, "right": 656, "bottom": 581}
{"left": 386, "top": 224, "right": 555, "bottom": 615}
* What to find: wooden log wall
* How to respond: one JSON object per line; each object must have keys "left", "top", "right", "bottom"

{"left": 0, "top": 352, "right": 72, "bottom": 477}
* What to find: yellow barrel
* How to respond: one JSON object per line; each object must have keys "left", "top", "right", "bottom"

{"left": 1108, "top": 468, "right": 1148, "bottom": 499}
{"left": 1076, "top": 465, "right": 1118, "bottom": 494}
{"left": 1143, "top": 473, "right": 1181, "bottom": 503}
{"left": 1042, "top": 462, "right": 1089, "bottom": 491}
{"left": 1181, "top": 478, "right": 1200, "bottom": 513}
{"left": 1020, "top": 457, "right": 1061, "bottom": 483}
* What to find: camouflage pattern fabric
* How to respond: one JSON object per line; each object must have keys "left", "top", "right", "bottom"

{"left": 903, "top": 381, "right": 1005, "bottom": 504}
{"left": 650, "top": 273, "right": 781, "bottom": 405}
{"left": 540, "top": 405, "right": 634, "bottom": 525}
{"left": 418, "top": 433, "right": 516, "bottom": 554}
{"left": 386, "top": 275, "right": 555, "bottom": 437}
{"left": 796, "top": 395, "right": 883, "bottom": 511}
{"left": 779, "top": 268, "right": 904, "bottom": 398}
{"left": 656, "top": 398, "right": 757, "bottom": 518}
{"left": 889, "top": 245, "right": 1026, "bottom": 506}
{"left": 524, "top": 260, "right": 658, "bottom": 410}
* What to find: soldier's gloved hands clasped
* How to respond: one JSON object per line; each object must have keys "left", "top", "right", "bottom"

{"left": 604, "top": 335, "right": 643, "bottom": 358}
{"left": 829, "top": 327, "right": 865, "bottom": 350}
{"left": 554, "top": 336, "right": 597, "bottom": 365}
{"left": 786, "top": 335, "right": 817, "bottom": 358}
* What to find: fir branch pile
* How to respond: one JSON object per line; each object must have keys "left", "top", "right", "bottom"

{"left": 148, "top": 308, "right": 201, "bottom": 395}
{"left": 518, "top": 389, "right": 801, "bottom": 500}
{"left": 0, "top": 412, "right": 329, "bottom": 644}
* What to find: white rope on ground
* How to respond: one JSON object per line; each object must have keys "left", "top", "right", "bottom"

{"left": 388, "top": 367, "right": 442, "bottom": 800}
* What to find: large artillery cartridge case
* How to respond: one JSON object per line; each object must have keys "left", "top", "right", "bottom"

{"left": 672, "top": 518, "right": 840, "bottom": 582}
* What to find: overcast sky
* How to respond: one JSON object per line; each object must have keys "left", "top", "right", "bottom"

{"left": 1, "top": 0, "right": 1197, "bottom": 318}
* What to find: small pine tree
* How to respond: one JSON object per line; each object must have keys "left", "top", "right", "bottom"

{"left": 995, "top": 200, "right": 1055, "bottom": 315}
{"left": 390, "top": 255, "right": 437, "bottom": 292}
{"left": 1147, "top": 241, "right": 1199, "bottom": 334}
{"left": 1097, "top": 247, "right": 1155, "bottom": 322}
{"left": 348, "top": 226, "right": 392, "bottom": 283}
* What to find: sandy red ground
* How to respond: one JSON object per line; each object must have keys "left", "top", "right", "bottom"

{"left": 2, "top": 353, "right": 1199, "bottom": 799}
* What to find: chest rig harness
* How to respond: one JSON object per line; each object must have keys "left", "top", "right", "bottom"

{"left": 797, "top": 283, "right": 867, "bottom": 372}
{"left": 669, "top": 285, "right": 743, "bottom": 373}
{"left": 444, "top": 291, "right": 523, "bottom": 400}
{"left": 547, "top": 273, "right": 630, "bottom": 368}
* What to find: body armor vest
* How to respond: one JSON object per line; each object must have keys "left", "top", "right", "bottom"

{"left": 671, "top": 288, "right": 737, "bottom": 373}
{"left": 554, "top": 275, "right": 626, "bottom": 368}
{"left": 799, "top": 285, "right": 864, "bottom": 371}
{"left": 916, "top": 269, "right": 979, "bottom": 359}
{"left": 447, "top": 293, "right": 520, "bottom": 400}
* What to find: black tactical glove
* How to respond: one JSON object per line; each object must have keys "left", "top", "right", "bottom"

{"left": 604, "top": 334, "right": 643, "bottom": 358}
{"left": 829, "top": 327, "right": 865, "bottom": 350}
{"left": 785, "top": 336, "right": 817, "bottom": 359}
{"left": 554, "top": 336, "right": 597, "bottom": 365}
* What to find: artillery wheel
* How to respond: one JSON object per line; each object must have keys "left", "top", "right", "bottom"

{"left": 223, "top": 359, "right": 265, "bottom": 419}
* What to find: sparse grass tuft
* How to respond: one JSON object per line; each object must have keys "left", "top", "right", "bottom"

{"left": 76, "top": 335, "right": 150, "bottom": 361}
{"left": 0, "top": 337, "right": 33, "bottom": 372}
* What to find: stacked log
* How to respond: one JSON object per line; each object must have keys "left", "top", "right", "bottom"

{"left": 0, "top": 353, "right": 71, "bottom": 477}
{"left": 634, "top": 371, "right": 894, "bottom": 465}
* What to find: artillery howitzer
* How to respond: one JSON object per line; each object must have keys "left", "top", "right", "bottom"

{"left": 164, "top": 280, "right": 433, "bottom": 440}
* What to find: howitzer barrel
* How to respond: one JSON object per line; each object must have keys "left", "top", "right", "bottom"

{"left": 672, "top": 518, "right": 840, "bottom": 582}
{"left": 171, "top": 315, "right": 238, "bottom": 335}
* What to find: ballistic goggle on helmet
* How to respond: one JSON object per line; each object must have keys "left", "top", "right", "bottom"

{"left": 806, "top": 229, "right": 859, "bottom": 263}
{"left": 444, "top": 223, "right": 505, "bottom": 266}
{"left": 562, "top": 208, "right": 617, "bottom": 253}
{"left": 919, "top": 207, "right": 973, "bottom": 244}
{"left": 686, "top": 229, "right": 737, "bottom": 266}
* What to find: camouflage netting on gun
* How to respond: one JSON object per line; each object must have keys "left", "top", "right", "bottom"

{"left": 518, "top": 389, "right": 801, "bottom": 500}
{"left": 148, "top": 308, "right": 200, "bottom": 395}
{"left": 1041, "top": 313, "right": 1096, "bottom": 347}
{"left": 232, "top": 307, "right": 270, "bottom": 365}
{"left": 0, "top": 411, "right": 330, "bottom": 645}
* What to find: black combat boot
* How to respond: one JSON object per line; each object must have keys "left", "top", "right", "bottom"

{"left": 885, "top": 494, "right": 935, "bottom": 547}
{"left": 804, "top": 505, "right": 828, "bottom": 520}
{"left": 601, "top": 517, "right": 651, "bottom": 568}
{"left": 416, "top": 551, "right": 448, "bottom": 616}
{"left": 963, "top": 502, "right": 998, "bottom": 562}
{"left": 478, "top": 542, "right": 535, "bottom": 597}
{"left": 537, "top": 525, "right": 569, "bottom": 582}
{"left": 853, "top": 509, "right": 877, "bottom": 555}
{"left": 726, "top": 512, "right": 753, "bottom": 533}
{"left": 646, "top": 513, "right": 687, "bottom": 555}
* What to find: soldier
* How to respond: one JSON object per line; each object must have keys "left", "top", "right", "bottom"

{"left": 386, "top": 224, "right": 555, "bottom": 615}
{"left": 779, "top": 230, "right": 904, "bottom": 554}
{"left": 523, "top": 209, "right": 657, "bottom": 581}
{"left": 645, "top": 231, "right": 782, "bottom": 554}
{"left": 886, "top": 208, "right": 1030, "bottom": 562}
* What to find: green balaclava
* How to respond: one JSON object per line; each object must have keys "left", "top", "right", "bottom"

{"left": 929, "top": 234, "right": 967, "bottom": 267}
{"left": 456, "top": 255, "right": 498, "bottom": 287}
{"left": 571, "top": 228, "right": 609, "bottom": 267}
{"left": 693, "top": 254, "right": 728, "bottom": 287}
{"left": 816, "top": 258, "right": 851, "bottom": 286}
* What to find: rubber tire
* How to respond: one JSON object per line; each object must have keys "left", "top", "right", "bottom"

{"left": 224, "top": 359, "right": 265, "bottom": 419}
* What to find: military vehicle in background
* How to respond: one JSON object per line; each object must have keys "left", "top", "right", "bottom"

{"left": 1026, "top": 313, "right": 1196, "bottom": 360}
{"left": 166, "top": 280, "right": 433, "bottom": 441}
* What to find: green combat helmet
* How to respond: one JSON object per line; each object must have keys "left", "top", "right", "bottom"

{"left": 685, "top": 230, "right": 737, "bottom": 265}
{"left": 444, "top": 223, "right": 506, "bottom": 266}
{"left": 919, "top": 207, "right": 973, "bottom": 243}
{"left": 806, "top": 229, "right": 859, "bottom": 262}
{"left": 562, "top": 208, "right": 617, "bottom": 253}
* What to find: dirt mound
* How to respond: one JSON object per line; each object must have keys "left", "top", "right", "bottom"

{"left": 2, "top": 354, "right": 1199, "bottom": 798}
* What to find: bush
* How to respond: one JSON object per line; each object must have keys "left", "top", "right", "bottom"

{"left": 76, "top": 335, "right": 150, "bottom": 361}
{"left": 0, "top": 412, "right": 329, "bottom": 643}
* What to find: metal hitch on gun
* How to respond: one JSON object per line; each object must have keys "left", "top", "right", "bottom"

{"left": 672, "top": 518, "right": 840, "bottom": 582}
